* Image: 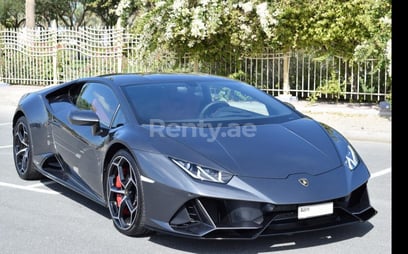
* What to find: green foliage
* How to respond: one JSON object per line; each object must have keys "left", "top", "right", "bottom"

{"left": 0, "top": 0, "right": 132, "bottom": 28}
{"left": 0, "top": 0, "right": 392, "bottom": 71}
{"left": 270, "top": 0, "right": 390, "bottom": 61}
{"left": 359, "top": 79, "right": 376, "bottom": 94}
{"left": 228, "top": 70, "right": 246, "bottom": 81}
{"left": 115, "top": 0, "right": 149, "bottom": 28}
{"left": 86, "top": 0, "right": 121, "bottom": 26}
{"left": 352, "top": 0, "right": 391, "bottom": 67}
{"left": 307, "top": 71, "right": 345, "bottom": 103}
{"left": 385, "top": 93, "right": 392, "bottom": 105}
{"left": 35, "top": 0, "right": 92, "bottom": 27}
{"left": 131, "top": 0, "right": 276, "bottom": 63}
{"left": 0, "top": 0, "right": 25, "bottom": 28}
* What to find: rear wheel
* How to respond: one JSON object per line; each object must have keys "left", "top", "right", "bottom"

{"left": 13, "top": 116, "right": 43, "bottom": 180}
{"left": 106, "top": 150, "right": 150, "bottom": 236}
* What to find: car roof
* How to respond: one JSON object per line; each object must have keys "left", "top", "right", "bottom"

{"left": 96, "top": 73, "right": 233, "bottom": 86}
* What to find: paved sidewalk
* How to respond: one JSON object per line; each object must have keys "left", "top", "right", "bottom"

{"left": 291, "top": 100, "right": 391, "bottom": 143}
{"left": 0, "top": 84, "right": 391, "bottom": 143}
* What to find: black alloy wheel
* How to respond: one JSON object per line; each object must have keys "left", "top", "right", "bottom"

{"left": 13, "top": 116, "right": 43, "bottom": 180}
{"left": 106, "top": 150, "right": 150, "bottom": 236}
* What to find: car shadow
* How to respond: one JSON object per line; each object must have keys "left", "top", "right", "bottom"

{"left": 147, "top": 223, "right": 374, "bottom": 253}
{"left": 42, "top": 179, "right": 111, "bottom": 219}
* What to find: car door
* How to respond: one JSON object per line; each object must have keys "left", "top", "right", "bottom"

{"left": 52, "top": 82, "right": 121, "bottom": 196}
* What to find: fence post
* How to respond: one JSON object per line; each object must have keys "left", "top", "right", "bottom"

{"left": 117, "top": 27, "right": 123, "bottom": 73}
{"left": 51, "top": 21, "right": 58, "bottom": 85}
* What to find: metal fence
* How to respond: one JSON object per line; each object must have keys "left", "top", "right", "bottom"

{"left": 243, "top": 52, "right": 391, "bottom": 102}
{"left": 0, "top": 27, "right": 391, "bottom": 102}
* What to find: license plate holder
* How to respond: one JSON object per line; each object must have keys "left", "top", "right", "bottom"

{"left": 298, "top": 202, "right": 333, "bottom": 219}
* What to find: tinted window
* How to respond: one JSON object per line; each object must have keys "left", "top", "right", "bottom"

{"left": 76, "top": 83, "right": 119, "bottom": 127}
{"left": 123, "top": 80, "right": 299, "bottom": 125}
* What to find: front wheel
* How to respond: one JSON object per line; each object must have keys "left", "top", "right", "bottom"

{"left": 13, "top": 116, "right": 43, "bottom": 180}
{"left": 106, "top": 150, "right": 150, "bottom": 236}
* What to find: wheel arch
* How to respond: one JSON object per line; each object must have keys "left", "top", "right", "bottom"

{"left": 13, "top": 93, "right": 51, "bottom": 157}
{"left": 102, "top": 142, "right": 133, "bottom": 201}
{"left": 13, "top": 110, "right": 25, "bottom": 127}
{"left": 104, "top": 142, "right": 151, "bottom": 236}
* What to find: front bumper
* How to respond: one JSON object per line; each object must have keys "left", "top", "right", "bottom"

{"left": 160, "top": 183, "right": 377, "bottom": 239}
{"left": 134, "top": 150, "right": 376, "bottom": 239}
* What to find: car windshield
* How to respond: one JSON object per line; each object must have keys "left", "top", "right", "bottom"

{"left": 122, "top": 79, "right": 300, "bottom": 125}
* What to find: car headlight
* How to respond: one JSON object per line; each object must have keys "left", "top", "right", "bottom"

{"left": 170, "top": 158, "right": 233, "bottom": 184}
{"left": 344, "top": 144, "right": 359, "bottom": 170}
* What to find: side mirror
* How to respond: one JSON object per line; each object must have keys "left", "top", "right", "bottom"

{"left": 69, "top": 110, "right": 100, "bottom": 126}
{"left": 69, "top": 110, "right": 107, "bottom": 136}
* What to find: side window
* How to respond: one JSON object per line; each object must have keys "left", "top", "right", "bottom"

{"left": 76, "top": 83, "right": 119, "bottom": 127}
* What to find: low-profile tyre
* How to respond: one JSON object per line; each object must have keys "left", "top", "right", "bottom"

{"left": 106, "top": 150, "right": 150, "bottom": 236}
{"left": 13, "top": 116, "right": 43, "bottom": 180}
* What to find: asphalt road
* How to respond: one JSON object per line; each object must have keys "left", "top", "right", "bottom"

{"left": 0, "top": 86, "right": 391, "bottom": 254}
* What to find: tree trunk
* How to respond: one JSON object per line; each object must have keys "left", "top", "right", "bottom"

{"left": 193, "top": 60, "right": 199, "bottom": 73}
{"left": 25, "top": 0, "right": 35, "bottom": 28}
{"left": 282, "top": 52, "right": 291, "bottom": 95}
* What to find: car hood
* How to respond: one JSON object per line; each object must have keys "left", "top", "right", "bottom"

{"left": 144, "top": 118, "right": 342, "bottom": 179}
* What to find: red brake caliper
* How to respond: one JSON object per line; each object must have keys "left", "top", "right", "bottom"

{"left": 115, "top": 167, "right": 130, "bottom": 216}
{"left": 115, "top": 174, "right": 123, "bottom": 206}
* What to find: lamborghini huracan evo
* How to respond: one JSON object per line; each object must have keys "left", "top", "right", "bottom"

{"left": 13, "top": 73, "right": 377, "bottom": 239}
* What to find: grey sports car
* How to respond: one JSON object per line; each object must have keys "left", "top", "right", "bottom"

{"left": 13, "top": 73, "right": 377, "bottom": 239}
